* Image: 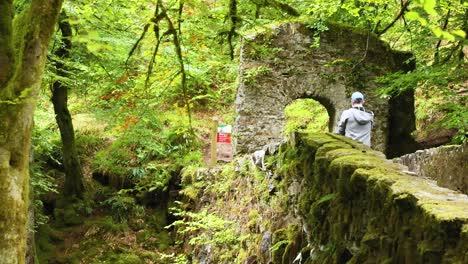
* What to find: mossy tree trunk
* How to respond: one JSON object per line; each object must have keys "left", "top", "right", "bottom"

{"left": 51, "top": 12, "right": 85, "bottom": 198}
{"left": 0, "top": 1, "right": 63, "bottom": 263}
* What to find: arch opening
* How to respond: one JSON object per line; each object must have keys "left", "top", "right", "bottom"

{"left": 284, "top": 98, "right": 330, "bottom": 135}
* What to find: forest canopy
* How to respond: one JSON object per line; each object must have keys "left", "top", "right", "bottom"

{"left": 44, "top": 0, "right": 467, "bottom": 142}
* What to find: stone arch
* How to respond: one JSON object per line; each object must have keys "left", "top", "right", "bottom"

{"left": 285, "top": 94, "right": 336, "bottom": 133}
{"left": 234, "top": 22, "right": 418, "bottom": 157}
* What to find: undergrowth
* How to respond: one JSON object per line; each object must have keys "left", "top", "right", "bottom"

{"left": 167, "top": 154, "right": 301, "bottom": 263}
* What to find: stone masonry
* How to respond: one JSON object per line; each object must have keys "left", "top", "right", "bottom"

{"left": 395, "top": 144, "right": 467, "bottom": 195}
{"left": 234, "top": 22, "right": 418, "bottom": 157}
{"left": 288, "top": 132, "right": 468, "bottom": 263}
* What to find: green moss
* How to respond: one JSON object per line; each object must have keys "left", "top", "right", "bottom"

{"left": 154, "top": 230, "right": 172, "bottom": 251}
{"left": 326, "top": 132, "right": 384, "bottom": 157}
{"left": 47, "top": 213, "right": 161, "bottom": 264}
{"left": 301, "top": 132, "right": 336, "bottom": 150}
{"left": 84, "top": 216, "right": 129, "bottom": 234}
{"left": 75, "top": 131, "right": 106, "bottom": 158}
{"left": 53, "top": 196, "right": 93, "bottom": 226}
{"left": 271, "top": 228, "right": 288, "bottom": 263}
{"left": 98, "top": 251, "right": 142, "bottom": 264}
{"left": 248, "top": 209, "right": 261, "bottom": 229}
{"left": 102, "top": 194, "right": 141, "bottom": 223}
{"left": 298, "top": 188, "right": 316, "bottom": 217}
{"left": 417, "top": 240, "right": 443, "bottom": 264}
{"left": 315, "top": 142, "right": 351, "bottom": 157}
{"left": 64, "top": 206, "right": 85, "bottom": 225}
{"left": 243, "top": 36, "right": 283, "bottom": 60}
{"left": 36, "top": 225, "right": 60, "bottom": 264}
{"left": 361, "top": 231, "right": 380, "bottom": 249}
{"left": 276, "top": 146, "right": 302, "bottom": 179}
{"left": 136, "top": 228, "right": 171, "bottom": 251}
{"left": 274, "top": 131, "right": 468, "bottom": 262}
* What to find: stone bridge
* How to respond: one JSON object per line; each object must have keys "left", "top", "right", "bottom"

{"left": 275, "top": 132, "right": 468, "bottom": 263}
{"left": 234, "top": 22, "right": 419, "bottom": 158}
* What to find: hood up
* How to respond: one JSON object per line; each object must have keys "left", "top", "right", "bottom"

{"left": 351, "top": 108, "right": 373, "bottom": 125}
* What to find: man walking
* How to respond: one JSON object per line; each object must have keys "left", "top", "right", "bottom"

{"left": 337, "top": 92, "right": 374, "bottom": 146}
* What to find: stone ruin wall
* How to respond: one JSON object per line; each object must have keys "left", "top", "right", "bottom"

{"left": 289, "top": 133, "right": 468, "bottom": 263}
{"left": 234, "top": 22, "right": 418, "bottom": 157}
{"left": 395, "top": 144, "right": 468, "bottom": 195}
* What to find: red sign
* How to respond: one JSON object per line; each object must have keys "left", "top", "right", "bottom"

{"left": 217, "top": 124, "right": 232, "bottom": 143}
{"left": 217, "top": 133, "right": 231, "bottom": 143}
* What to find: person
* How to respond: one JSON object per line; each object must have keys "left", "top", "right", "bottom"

{"left": 337, "top": 92, "right": 374, "bottom": 146}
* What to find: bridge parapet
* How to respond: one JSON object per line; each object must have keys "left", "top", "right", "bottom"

{"left": 283, "top": 132, "right": 468, "bottom": 263}
{"left": 395, "top": 145, "right": 467, "bottom": 195}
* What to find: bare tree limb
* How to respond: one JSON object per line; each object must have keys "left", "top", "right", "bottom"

{"left": 352, "top": 27, "right": 371, "bottom": 70}
{"left": 228, "top": 0, "right": 238, "bottom": 60}
{"left": 458, "top": 6, "right": 468, "bottom": 60}
{"left": 159, "top": 1, "right": 194, "bottom": 132}
{"left": 126, "top": 23, "right": 150, "bottom": 65}
{"left": 377, "top": 0, "right": 411, "bottom": 36}
{"left": 265, "top": 0, "right": 300, "bottom": 17}
{"left": 434, "top": 8, "right": 451, "bottom": 65}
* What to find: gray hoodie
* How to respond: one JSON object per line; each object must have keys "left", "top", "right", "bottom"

{"left": 337, "top": 107, "right": 374, "bottom": 146}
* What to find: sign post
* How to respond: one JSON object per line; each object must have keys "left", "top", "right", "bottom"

{"left": 210, "top": 121, "right": 233, "bottom": 168}
{"left": 210, "top": 119, "right": 218, "bottom": 168}
{"left": 216, "top": 124, "right": 232, "bottom": 144}
{"left": 216, "top": 124, "right": 233, "bottom": 163}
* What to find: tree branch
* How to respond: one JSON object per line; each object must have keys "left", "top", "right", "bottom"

{"left": 377, "top": 0, "right": 411, "bottom": 36}
{"left": 126, "top": 1, "right": 165, "bottom": 66}
{"left": 228, "top": 0, "right": 237, "bottom": 60}
{"left": 126, "top": 23, "right": 150, "bottom": 65}
{"left": 434, "top": 8, "right": 451, "bottom": 65}
{"left": 458, "top": 7, "right": 468, "bottom": 61}
{"left": 265, "top": 0, "right": 300, "bottom": 17}
{"left": 178, "top": 0, "right": 183, "bottom": 36}
{"left": 159, "top": 1, "right": 194, "bottom": 132}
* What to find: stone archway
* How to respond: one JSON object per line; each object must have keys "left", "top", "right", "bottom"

{"left": 234, "top": 23, "right": 418, "bottom": 157}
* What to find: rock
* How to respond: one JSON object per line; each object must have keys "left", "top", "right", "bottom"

{"left": 259, "top": 231, "right": 272, "bottom": 263}
{"left": 196, "top": 244, "right": 214, "bottom": 264}
{"left": 395, "top": 144, "right": 467, "bottom": 194}
{"left": 244, "top": 255, "right": 258, "bottom": 264}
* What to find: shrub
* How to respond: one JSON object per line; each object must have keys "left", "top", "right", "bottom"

{"left": 102, "top": 195, "right": 144, "bottom": 223}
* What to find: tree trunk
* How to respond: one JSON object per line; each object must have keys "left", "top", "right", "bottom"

{"left": 0, "top": 1, "right": 63, "bottom": 263}
{"left": 51, "top": 13, "right": 85, "bottom": 198}
{"left": 26, "top": 196, "right": 37, "bottom": 264}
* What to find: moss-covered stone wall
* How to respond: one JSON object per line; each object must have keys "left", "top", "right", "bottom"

{"left": 395, "top": 145, "right": 467, "bottom": 195}
{"left": 280, "top": 132, "right": 468, "bottom": 263}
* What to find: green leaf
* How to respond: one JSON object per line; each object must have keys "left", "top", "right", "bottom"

{"left": 452, "top": 30, "right": 467, "bottom": 39}
{"left": 442, "top": 31, "right": 455, "bottom": 41}
{"left": 316, "top": 193, "right": 336, "bottom": 205}
{"left": 271, "top": 240, "right": 289, "bottom": 252}
{"left": 406, "top": 11, "right": 427, "bottom": 26}
{"left": 430, "top": 26, "right": 457, "bottom": 41}
{"left": 431, "top": 26, "right": 443, "bottom": 38}
{"left": 422, "top": 0, "right": 437, "bottom": 16}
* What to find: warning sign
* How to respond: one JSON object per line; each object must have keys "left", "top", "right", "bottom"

{"left": 217, "top": 125, "right": 232, "bottom": 143}
{"left": 216, "top": 124, "right": 233, "bottom": 162}
{"left": 217, "top": 133, "right": 231, "bottom": 143}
